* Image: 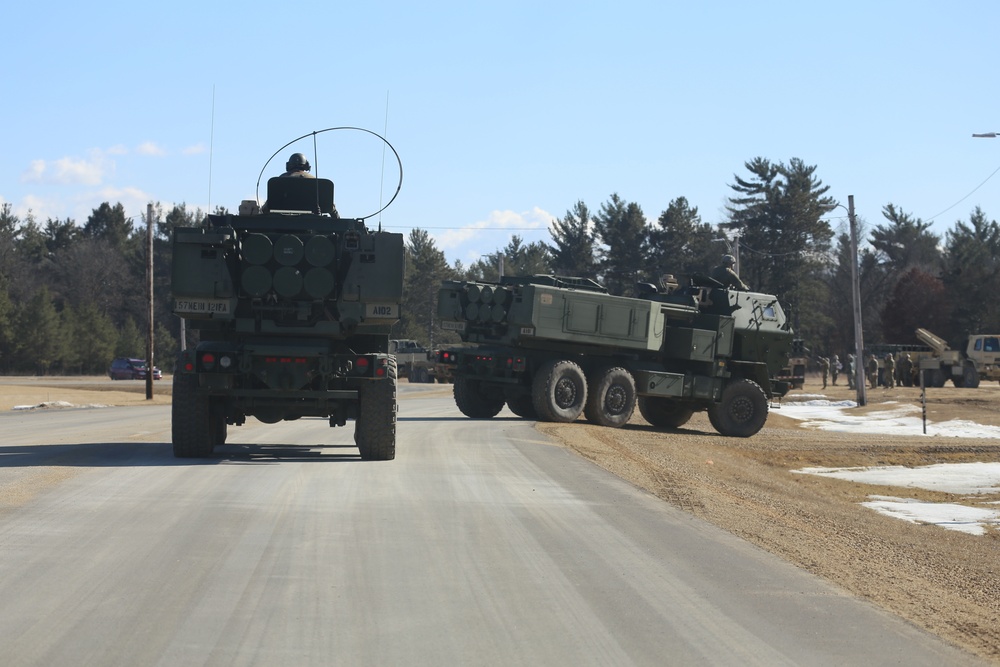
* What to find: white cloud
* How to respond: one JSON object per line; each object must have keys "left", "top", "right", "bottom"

{"left": 20, "top": 150, "right": 109, "bottom": 186}
{"left": 182, "top": 143, "right": 207, "bottom": 155}
{"left": 107, "top": 144, "right": 128, "bottom": 155}
{"left": 435, "top": 206, "right": 555, "bottom": 254}
{"left": 136, "top": 141, "right": 166, "bottom": 156}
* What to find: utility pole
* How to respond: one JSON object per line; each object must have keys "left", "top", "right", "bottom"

{"left": 146, "top": 203, "right": 155, "bottom": 400}
{"left": 848, "top": 195, "right": 866, "bottom": 407}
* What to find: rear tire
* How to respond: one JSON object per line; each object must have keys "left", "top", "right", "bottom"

{"left": 504, "top": 391, "right": 537, "bottom": 419}
{"left": 637, "top": 396, "right": 694, "bottom": 429}
{"left": 532, "top": 360, "right": 587, "bottom": 423}
{"left": 454, "top": 377, "right": 505, "bottom": 419}
{"left": 172, "top": 371, "right": 214, "bottom": 458}
{"left": 210, "top": 401, "right": 228, "bottom": 446}
{"left": 584, "top": 366, "right": 636, "bottom": 428}
{"left": 355, "top": 359, "right": 397, "bottom": 461}
{"left": 708, "top": 379, "right": 768, "bottom": 438}
{"left": 961, "top": 364, "right": 980, "bottom": 389}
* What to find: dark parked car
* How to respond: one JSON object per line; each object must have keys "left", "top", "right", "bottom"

{"left": 109, "top": 357, "right": 162, "bottom": 380}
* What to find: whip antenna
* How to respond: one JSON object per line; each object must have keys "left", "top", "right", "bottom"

{"left": 208, "top": 84, "right": 216, "bottom": 214}
{"left": 378, "top": 91, "right": 390, "bottom": 233}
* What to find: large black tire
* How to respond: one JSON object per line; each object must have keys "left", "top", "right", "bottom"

{"left": 504, "top": 391, "right": 537, "bottom": 419}
{"left": 210, "top": 401, "right": 228, "bottom": 447}
{"left": 637, "top": 396, "right": 694, "bottom": 429}
{"left": 957, "top": 364, "right": 980, "bottom": 389}
{"left": 172, "top": 371, "right": 214, "bottom": 458}
{"left": 926, "top": 368, "right": 947, "bottom": 388}
{"left": 531, "top": 360, "right": 587, "bottom": 423}
{"left": 355, "top": 359, "right": 397, "bottom": 461}
{"left": 584, "top": 366, "right": 636, "bottom": 428}
{"left": 454, "top": 376, "right": 505, "bottom": 419}
{"left": 708, "top": 379, "right": 768, "bottom": 437}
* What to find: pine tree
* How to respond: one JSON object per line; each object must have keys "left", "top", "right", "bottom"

{"left": 14, "top": 286, "right": 62, "bottom": 374}
{"left": 548, "top": 201, "right": 597, "bottom": 277}
{"left": 726, "top": 157, "right": 835, "bottom": 337}
{"left": 941, "top": 207, "right": 1000, "bottom": 335}
{"left": 592, "top": 194, "right": 650, "bottom": 295}
{"left": 400, "top": 229, "right": 455, "bottom": 346}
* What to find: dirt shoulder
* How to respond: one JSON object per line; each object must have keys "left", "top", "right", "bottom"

{"left": 0, "top": 377, "right": 172, "bottom": 411}
{"left": 540, "top": 379, "right": 1000, "bottom": 664}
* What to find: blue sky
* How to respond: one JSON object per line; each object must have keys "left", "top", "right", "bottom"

{"left": 3, "top": 1, "right": 999, "bottom": 269}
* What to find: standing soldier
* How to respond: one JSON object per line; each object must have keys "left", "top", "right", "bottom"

{"left": 831, "top": 354, "right": 840, "bottom": 386}
{"left": 819, "top": 356, "right": 830, "bottom": 389}
{"left": 868, "top": 354, "right": 879, "bottom": 389}
{"left": 897, "top": 353, "right": 913, "bottom": 387}
{"left": 884, "top": 353, "right": 896, "bottom": 389}
{"left": 846, "top": 354, "right": 856, "bottom": 390}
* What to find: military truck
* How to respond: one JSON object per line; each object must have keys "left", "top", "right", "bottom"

{"left": 776, "top": 339, "right": 808, "bottom": 390}
{"left": 170, "top": 131, "right": 404, "bottom": 460}
{"left": 390, "top": 339, "right": 435, "bottom": 383}
{"left": 432, "top": 347, "right": 462, "bottom": 384}
{"left": 915, "top": 328, "right": 1000, "bottom": 388}
{"left": 437, "top": 275, "right": 793, "bottom": 437}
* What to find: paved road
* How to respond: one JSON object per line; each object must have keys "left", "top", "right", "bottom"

{"left": 0, "top": 386, "right": 986, "bottom": 666}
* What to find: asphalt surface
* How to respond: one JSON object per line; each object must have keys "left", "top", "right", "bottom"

{"left": 0, "top": 386, "right": 986, "bottom": 666}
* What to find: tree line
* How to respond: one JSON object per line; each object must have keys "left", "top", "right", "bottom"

{"left": 1, "top": 155, "right": 998, "bottom": 375}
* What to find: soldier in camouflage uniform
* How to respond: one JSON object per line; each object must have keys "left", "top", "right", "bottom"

{"left": 884, "top": 353, "right": 896, "bottom": 389}
{"left": 898, "top": 353, "right": 913, "bottom": 387}
{"left": 868, "top": 355, "right": 879, "bottom": 389}
{"left": 819, "top": 356, "right": 830, "bottom": 389}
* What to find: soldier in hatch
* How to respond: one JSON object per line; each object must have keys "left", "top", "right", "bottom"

{"left": 281, "top": 152, "right": 315, "bottom": 178}
{"left": 710, "top": 254, "right": 749, "bottom": 290}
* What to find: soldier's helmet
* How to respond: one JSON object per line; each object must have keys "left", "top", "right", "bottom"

{"left": 286, "top": 153, "right": 311, "bottom": 172}
{"left": 722, "top": 254, "right": 736, "bottom": 266}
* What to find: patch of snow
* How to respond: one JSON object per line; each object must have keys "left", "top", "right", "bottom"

{"left": 862, "top": 496, "right": 1000, "bottom": 536}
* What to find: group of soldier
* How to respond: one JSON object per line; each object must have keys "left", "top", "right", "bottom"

{"left": 816, "top": 352, "right": 918, "bottom": 390}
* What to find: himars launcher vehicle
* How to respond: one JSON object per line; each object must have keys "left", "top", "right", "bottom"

{"left": 170, "top": 129, "right": 404, "bottom": 459}
{"left": 437, "top": 275, "right": 793, "bottom": 437}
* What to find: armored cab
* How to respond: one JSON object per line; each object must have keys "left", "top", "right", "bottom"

{"left": 437, "top": 275, "right": 792, "bottom": 437}
{"left": 171, "top": 172, "right": 404, "bottom": 459}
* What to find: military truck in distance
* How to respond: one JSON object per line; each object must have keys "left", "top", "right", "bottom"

{"left": 390, "top": 339, "right": 436, "bottom": 383}
{"left": 915, "top": 328, "right": 1000, "bottom": 388}
{"left": 437, "top": 275, "right": 793, "bottom": 437}
{"left": 171, "top": 153, "right": 404, "bottom": 460}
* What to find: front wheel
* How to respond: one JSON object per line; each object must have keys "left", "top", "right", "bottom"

{"left": 584, "top": 366, "right": 636, "bottom": 428}
{"left": 708, "top": 379, "right": 768, "bottom": 438}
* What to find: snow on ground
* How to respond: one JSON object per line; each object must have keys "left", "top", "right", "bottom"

{"left": 783, "top": 394, "right": 1000, "bottom": 535}
{"left": 776, "top": 395, "right": 1000, "bottom": 438}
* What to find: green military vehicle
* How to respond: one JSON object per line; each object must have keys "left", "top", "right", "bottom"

{"left": 390, "top": 339, "right": 436, "bottom": 383}
{"left": 170, "top": 131, "right": 404, "bottom": 459}
{"left": 437, "top": 275, "right": 793, "bottom": 437}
